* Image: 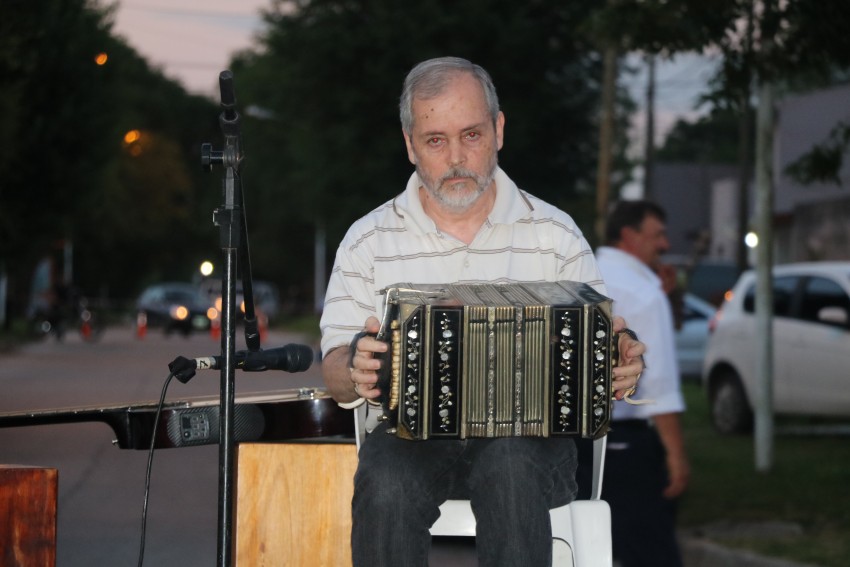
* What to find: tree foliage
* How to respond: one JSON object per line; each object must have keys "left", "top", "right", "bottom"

{"left": 656, "top": 108, "right": 746, "bottom": 163}
{"left": 785, "top": 121, "right": 850, "bottom": 187}
{"left": 585, "top": 0, "right": 737, "bottom": 55}
{"left": 686, "top": 0, "right": 850, "bottom": 186}
{"left": 1, "top": 1, "right": 116, "bottom": 287}
{"left": 0, "top": 1, "right": 219, "bottom": 317}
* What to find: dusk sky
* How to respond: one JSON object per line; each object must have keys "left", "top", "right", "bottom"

{"left": 112, "top": 1, "right": 266, "bottom": 98}
{"left": 111, "top": 1, "right": 718, "bottom": 152}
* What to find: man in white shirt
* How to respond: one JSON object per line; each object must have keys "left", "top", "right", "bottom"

{"left": 580, "top": 200, "right": 690, "bottom": 567}
{"left": 320, "top": 57, "right": 647, "bottom": 567}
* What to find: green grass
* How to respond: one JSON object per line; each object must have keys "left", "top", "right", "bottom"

{"left": 679, "top": 381, "right": 850, "bottom": 566}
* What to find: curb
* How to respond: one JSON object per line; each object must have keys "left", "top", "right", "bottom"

{"left": 680, "top": 536, "right": 824, "bottom": 567}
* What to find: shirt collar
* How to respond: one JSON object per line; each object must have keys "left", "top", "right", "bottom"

{"left": 391, "top": 166, "right": 533, "bottom": 235}
{"left": 596, "top": 246, "right": 662, "bottom": 286}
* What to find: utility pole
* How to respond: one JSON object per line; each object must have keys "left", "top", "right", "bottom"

{"left": 754, "top": 78, "right": 775, "bottom": 473}
{"left": 595, "top": 46, "right": 617, "bottom": 245}
{"left": 643, "top": 54, "right": 656, "bottom": 200}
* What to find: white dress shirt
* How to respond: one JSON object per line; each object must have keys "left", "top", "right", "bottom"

{"left": 596, "top": 246, "right": 685, "bottom": 420}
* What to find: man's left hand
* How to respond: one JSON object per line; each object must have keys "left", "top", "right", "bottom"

{"left": 611, "top": 316, "right": 646, "bottom": 401}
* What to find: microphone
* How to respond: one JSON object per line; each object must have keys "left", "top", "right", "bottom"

{"left": 219, "top": 70, "right": 238, "bottom": 122}
{"left": 218, "top": 70, "right": 242, "bottom": 147}
{"left": 169, "top": 344, "right": 314, "bottom": 383}
{"left": 240, "top": 344, "right": 314, "bottom": 373}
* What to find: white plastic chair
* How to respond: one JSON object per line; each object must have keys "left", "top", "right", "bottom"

{"left": 354, "top": 403, "right": 612, "bottom": 567}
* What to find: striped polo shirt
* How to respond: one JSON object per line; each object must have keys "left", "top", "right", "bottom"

{"left": 320, "top": 166, "right": 605, "bottom": 356}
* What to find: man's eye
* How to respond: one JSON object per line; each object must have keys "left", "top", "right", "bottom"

{"left": 427, "top": 137, "right": 443, "bottom": 146}
{"left": 465, "top": 131, "right": 480, "bottom": 140}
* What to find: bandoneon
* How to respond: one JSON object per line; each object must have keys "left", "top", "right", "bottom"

{"left": 374, "top": 281, "right": 616, "bottom": 441}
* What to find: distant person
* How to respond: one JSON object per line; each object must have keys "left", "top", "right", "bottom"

{"left": 579, "top": 199, "right": 689, "bottom": 567}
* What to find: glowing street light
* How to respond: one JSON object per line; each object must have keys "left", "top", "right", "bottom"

{"left": 94, "top": 52, "right": 108, "bottom": 66}
{"left": 123, "top": 129, "right": 143, "bottom": 157}
{"left": 745, "top": 232, "right": 759, "bottom": 248}
{"left": 200, "top": 261, "right": 214, "bottom": 277}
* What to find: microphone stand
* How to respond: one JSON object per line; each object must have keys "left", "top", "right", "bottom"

{"left": 200, "top": 70, "right": 258, "bottom": 567}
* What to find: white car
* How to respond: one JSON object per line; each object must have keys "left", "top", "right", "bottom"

{"left": 676, "top": 293, "right": 717, "bottom": 379}
{"left": 702, "top": 262, "right": 850, "bottom": 434}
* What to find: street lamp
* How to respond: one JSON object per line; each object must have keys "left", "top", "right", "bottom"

{"left": 123, "top": 130, "right": 143, "bottom": 157}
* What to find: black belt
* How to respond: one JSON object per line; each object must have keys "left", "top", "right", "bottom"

{"left": 611, "top": 419, "right": 652, "bottom": 430}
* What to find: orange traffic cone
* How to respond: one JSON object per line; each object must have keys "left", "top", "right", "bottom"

{"left": 210, "top": 315, "right": 221, "bottom": 340}
{"left": 258, "top": 311, "right": 268, "bottom": 343}
{"left": 136, "top": 312, "right": 147, "bottom": 339}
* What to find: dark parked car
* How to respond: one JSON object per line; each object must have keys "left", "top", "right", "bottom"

{"left": 199, "top": 279, "right": 281, "bottom": 323}
{"left": 136, "top": 283, "right": 212, "bottom": 336}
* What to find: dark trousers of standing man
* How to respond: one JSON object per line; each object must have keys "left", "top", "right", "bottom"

{"left": 576, "top": 420, "right": 683, "bottom": 567}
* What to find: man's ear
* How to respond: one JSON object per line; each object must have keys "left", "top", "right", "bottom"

{"left": 495, "top": 111, "right": 505, "bottom": 151}
{"left": 403, "top": 130, "right": 416, "bottom": 165}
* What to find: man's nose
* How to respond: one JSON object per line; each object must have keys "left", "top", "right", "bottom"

{"left": 448, "top": 140, "right": 466, "bottom": 167}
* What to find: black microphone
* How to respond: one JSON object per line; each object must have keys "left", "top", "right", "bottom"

{"left": 240, "top": 344, "right": 314, "bottom": 373}
{"left": 169, "top": 344, "right": 314, "bottom": 383}
{"left": 219, "top": 70, "right": 238, "bottom": 122}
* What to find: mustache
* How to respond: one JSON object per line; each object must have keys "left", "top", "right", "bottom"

{"left": 439, "top": 167, "right": 483, "bottom": 185}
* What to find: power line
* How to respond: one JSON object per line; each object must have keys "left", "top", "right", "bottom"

{"left": 121, "top": 1, "right": 262, "bottom": 20}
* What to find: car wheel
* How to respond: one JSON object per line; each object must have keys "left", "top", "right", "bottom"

{"left": 710, "top": 371, "right": 753, "bottom": 434}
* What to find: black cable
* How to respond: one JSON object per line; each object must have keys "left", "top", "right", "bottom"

{"left": 136, "top": 371, "right": 177, "bottom": 567}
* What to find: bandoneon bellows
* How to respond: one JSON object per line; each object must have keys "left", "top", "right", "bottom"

{"left": 374, "top": 281, "right": 616, "bottom": 441}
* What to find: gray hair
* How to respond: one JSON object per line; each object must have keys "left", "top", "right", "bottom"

{"left": 399, "top": 56, "right": 500, "bottom": 134}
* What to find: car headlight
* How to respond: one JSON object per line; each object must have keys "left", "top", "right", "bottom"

{"left": 169, "top": 305, "right": 190, "bottom": 321}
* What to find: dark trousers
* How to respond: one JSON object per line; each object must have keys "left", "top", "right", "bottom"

{"left": 353, "top": 421, "right": 579, "bottom": 567}
{"left": 577, "top": 421, "right": 683, "bottom": 567}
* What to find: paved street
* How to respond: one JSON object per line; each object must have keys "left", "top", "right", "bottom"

{"left": 0, "top": 324, "right": 479, "bottom": 567}
{"left": 0, "top": 325, "right": 333, "bottom": 566}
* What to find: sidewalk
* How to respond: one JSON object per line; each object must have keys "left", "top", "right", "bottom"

{"left": 681, "top": 538, "right": 823, "bottom": 567}
{"left": 680, "top": 522, "right": 824, "bottom": 567}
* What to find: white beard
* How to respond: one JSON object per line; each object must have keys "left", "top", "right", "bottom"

{"left": 417, "top": 157, "right": 498, "bottom": 212}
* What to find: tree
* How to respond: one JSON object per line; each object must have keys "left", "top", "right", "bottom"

{"left": 0, "top": 1, "right": 117, "bottom": 312}
{"left": 699, "top": 0, "right": 850, "bottom": 267}
{"left": 582, "top": 0, "right": 737, "bottom": 236}
{"left": 785, "top": 121, "right": 850, "bottom": 187}
{"left": 656, "top": 108, "right": 745, "bottom": 163}
{"left": 0, "top": 1, "right": 220, "bottom": 322}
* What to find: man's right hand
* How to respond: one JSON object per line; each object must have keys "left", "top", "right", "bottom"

{"left": 348, "top": 316, "right": 386, "bottom": 400}
{"left": 322, "top": 316, "right": 387, "bottom": 403}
